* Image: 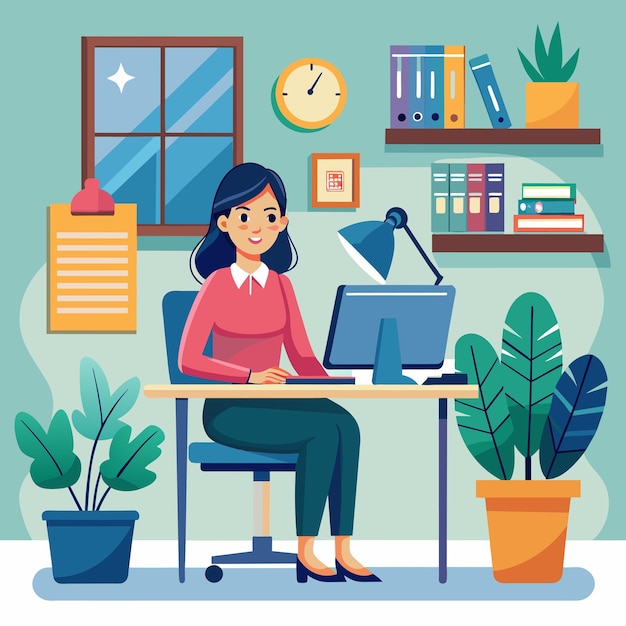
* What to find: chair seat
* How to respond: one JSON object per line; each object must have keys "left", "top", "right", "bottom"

{"left": 188, "top": 442, "right": 297, "bottom": 472}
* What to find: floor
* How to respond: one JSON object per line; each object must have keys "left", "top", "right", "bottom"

{"left": 2, "top": 539, "right": 625, "bottom": 626}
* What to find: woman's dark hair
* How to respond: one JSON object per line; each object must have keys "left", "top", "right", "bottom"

{"left": 190, "top": 162, "right": 298, "bottom": 282}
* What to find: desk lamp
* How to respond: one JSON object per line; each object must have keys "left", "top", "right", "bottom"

{"left": 337, "top": 207, "right": 443, "bottom": 286}
{"left": 336, "top": 207, "right": 447, "bottom": 384}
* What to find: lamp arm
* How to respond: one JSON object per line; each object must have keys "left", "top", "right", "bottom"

{"left": 402, "top": 224, "right": 444, "bottom": 286}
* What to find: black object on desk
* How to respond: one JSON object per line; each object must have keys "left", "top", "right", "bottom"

{"left": 285, "top": 376, "right": 356, "bottom": 385}
{"left": 423, "top": 373, "right": 468, "bottom": 385}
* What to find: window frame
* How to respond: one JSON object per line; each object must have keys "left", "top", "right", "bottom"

{"left": 82, "top": 36, "right": 243, "bottom": 236}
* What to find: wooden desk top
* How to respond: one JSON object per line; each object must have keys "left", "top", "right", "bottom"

{"left": 143, "top": 383, "right": 478, "bottom": 400}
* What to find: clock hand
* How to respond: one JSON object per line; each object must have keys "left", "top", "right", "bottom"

{"left": 307, "top": 72, "right": 323, "bottom": 95}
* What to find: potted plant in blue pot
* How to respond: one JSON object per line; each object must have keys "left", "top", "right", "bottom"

{"left": 454, "top": 292, "right": 607, "bottom": 583}
{"left": 15, "top": 356, "right": 165, "bottom": 584}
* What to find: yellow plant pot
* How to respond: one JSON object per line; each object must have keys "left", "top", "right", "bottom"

{"left": 525, "top": 82, "right": 579, "bottom": 128}
{"left": 476, "top": 479, "right": 581, "bottom": 583}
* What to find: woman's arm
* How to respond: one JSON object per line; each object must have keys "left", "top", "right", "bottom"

{"left": 178, "top": 275, "right": 251, "bottom": 383}
{"left": 279, "top": 274, "right": 328, "bottom": 376}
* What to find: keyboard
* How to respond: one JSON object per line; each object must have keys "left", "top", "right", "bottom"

{"left": 285, "top": 376, "right": 356, "bottom": 385}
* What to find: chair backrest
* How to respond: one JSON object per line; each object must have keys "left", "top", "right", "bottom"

{"left": 162, "top": 290, "right": 215, "bottom": 384}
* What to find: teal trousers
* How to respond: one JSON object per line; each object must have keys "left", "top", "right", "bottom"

{"left": 203, "top": 398, "right": 360, "bottom": 537}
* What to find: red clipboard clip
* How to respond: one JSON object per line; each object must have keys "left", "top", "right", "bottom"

{"left": 71, "top": 178, "right": 115, "bottom": 215}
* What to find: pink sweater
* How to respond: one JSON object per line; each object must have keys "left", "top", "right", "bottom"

{"left": 178, "top": 267, "right": 327, "bottom": 383}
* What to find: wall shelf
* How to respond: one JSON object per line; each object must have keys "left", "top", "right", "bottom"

{"left": 432, "top": 233, "right": 604, "bottom": 253}
{"left": 385, "top": 128, "right": 601, "bottom": 145}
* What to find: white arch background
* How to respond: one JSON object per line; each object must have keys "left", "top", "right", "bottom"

{"left": 18, "top": 158, "right": 609, "bottom": 540}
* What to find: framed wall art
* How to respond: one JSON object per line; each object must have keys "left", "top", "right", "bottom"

{"left": 311, "top": 153, "right": 360, "bottom": 209}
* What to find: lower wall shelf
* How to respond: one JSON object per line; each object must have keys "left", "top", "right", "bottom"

{"left": 432, "top": 233, "right": 604, "bottom": 253}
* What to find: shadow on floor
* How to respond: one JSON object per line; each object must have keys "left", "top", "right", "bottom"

{"left": 33, "top": 567, "right": 595, "bottom": 601}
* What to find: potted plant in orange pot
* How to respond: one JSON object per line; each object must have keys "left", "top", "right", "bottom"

{"left": 455, "top": 292, "right": 607, "bottom": 583}
{"left": 518, "top": 23, "right": 580, "bottom": 128}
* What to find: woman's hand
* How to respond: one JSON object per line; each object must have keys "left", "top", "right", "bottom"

{"left": 248, "top": 367, "right": 292, "bottom": 384}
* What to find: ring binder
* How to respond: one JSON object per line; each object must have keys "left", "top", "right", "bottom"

{"left": 469, "top": 54, "right": 512, "bottom": 129}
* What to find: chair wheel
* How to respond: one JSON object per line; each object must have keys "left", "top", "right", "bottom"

{"left": 205, "top": 565, "right": 223, "bottom": 582}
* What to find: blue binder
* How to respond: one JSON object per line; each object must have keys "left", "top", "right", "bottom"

{"left": 423, "top": 45, "right": 445, "bottom": 128}
{"left": 468, "top": 54, "right": 511, "bottom": 128}
{"left": 408, "top": 45, "right": 426, "bottom": 128}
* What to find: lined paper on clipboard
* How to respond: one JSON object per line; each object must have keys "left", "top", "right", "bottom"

{"left": 47, "top": 203, "right": 137, "bottom": 332}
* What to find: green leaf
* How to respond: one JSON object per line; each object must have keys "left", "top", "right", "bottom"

{"left": 100, "top": 425, "right": 165, "bottom": 491}
{"left": 454, "top": 334, "right": 515, "bottom": 480}
{"left": 548, "top": 24, "right": 563, "bottom": 61}
{"left": 518, "top": 49, "right": 544, "bottom": 82}
{"left": 15, "top": 410, "right": 81, "bottom": 489}
{"left": 525, "top": 23, "right": 579, "bottom": 81}
{"left": 534, "top": 25, "right": 550, "bottom": 79}
{"left": 72, "top": 357, "right": 140, "bottom": 440}
{"left": 545, "top": 23, "right": 564, "bottom": 80}
{"left": 501, "top": 292, "right": 562, "bottom": 460}
{"left": 559, "top": 48, "right": 579, "bottom": 82}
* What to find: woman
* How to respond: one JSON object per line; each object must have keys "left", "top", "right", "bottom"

{"left": 179, "top": 162, "right": 379, "bottom": 583}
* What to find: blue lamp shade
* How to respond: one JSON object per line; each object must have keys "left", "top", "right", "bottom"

{"left": 337, "top": 220, "right": 395, "bottom": 284}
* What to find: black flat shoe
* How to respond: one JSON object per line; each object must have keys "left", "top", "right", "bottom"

{"left": 296, "top": 558, "right": 346, "bottom": 583}
{"left": 335, "top": 559, "right": 382, "bottom": 582}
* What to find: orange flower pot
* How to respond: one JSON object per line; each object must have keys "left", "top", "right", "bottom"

{"left": 476, "top": 479, "right": 581, "bottom": 583}
{"left": 525, "top": 82, "right": 579, "bottom": 128}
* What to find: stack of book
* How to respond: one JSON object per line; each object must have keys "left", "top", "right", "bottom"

{"left": 514, "top": 183, "right": 583, "bottom": 232}
{"left": 431, "top": 162, "right": 505, "bottom": 232}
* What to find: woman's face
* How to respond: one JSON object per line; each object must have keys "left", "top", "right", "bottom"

{"left": 217, "top": 184, "right": 288, "bottom": 258}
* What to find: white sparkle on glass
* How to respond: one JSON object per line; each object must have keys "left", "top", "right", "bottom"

{"left": 107, "top": 63, "right": 135, "bottom": 94}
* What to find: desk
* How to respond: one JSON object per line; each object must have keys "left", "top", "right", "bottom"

{"left": 143, "top": 383, "right": 478, "bottom": 583}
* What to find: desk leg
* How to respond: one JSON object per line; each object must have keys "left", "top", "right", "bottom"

{"left": 438, "top": 397, "right": 447, "bottom": 584}
{"left": 175, "top": 398, "right": 188, "bottom": 583}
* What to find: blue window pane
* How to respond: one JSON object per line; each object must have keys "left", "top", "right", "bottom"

{"left": 95, "top": 137, "right": 160, "bottom": 225}
{"left": 95, "top": 48, "right": 160, "bottom": 133}
{"left": 165, "top": 137, "right": 233, "bottom": 224}
{"left": 165, "top": 48, "right": 233, "bottom": 133}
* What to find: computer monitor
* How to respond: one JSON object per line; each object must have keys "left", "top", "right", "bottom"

{"left": 323, "top": 284, "right": 455, "bottom": 373}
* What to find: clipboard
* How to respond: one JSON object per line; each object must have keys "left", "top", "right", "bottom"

{"left": 47, "top": 180, "right": 137, "bottom": 333}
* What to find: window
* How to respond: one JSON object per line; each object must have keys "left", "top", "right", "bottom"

{"left": 82, "top": 37, "right": 243, "bottom": 236}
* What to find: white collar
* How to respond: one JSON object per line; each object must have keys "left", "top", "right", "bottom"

{"left": 230, "top": 262, "right": 269, "bottom": 289}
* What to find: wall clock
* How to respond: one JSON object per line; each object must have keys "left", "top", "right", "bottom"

{"left": 275, "top": 58, "right": 347, "bottom": 130}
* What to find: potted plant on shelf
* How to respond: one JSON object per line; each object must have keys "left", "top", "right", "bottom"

{"left": 517, "top": 23, "right": 580, "bottom": 128}
{"left": 15, "top": 356, "right": 165, "bottom": 584}
{"left": 454, "top": 292, "right": 607, "bottom": 583}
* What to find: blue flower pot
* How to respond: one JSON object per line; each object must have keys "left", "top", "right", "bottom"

{"left": 42, "top": 510, "right": 139, "bottom": 583}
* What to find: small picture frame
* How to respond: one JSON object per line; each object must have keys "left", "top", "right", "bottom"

{"left": 311, "top": 153, "right": 360, "bottom": 209}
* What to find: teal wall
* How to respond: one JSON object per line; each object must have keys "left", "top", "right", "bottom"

{"left": 2, "top": 0, "right": 624, "bottom": 540}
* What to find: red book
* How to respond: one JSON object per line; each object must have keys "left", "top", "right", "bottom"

{"left": 513, "top": 214, "right": 584, "bottom": 232}
{"left": 466, "top": 163, "right": 486, "bottom": 231}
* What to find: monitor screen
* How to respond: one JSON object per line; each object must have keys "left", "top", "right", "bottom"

{"left": 323, "top": 284, "right": 455, "bottom": 370}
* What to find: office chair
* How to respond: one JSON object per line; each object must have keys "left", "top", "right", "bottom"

{"left": 162, "top": 290, "right": 298, "bottom": 583}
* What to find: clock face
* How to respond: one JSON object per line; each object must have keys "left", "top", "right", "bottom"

{"left": 275, "top": 58, "right": 347, "bottom": 129}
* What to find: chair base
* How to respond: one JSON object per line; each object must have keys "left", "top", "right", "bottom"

{"left": 211, "top": 535, "right": 296, "bottom": 564}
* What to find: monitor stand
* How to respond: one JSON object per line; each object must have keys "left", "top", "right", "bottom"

{"left": 372, "top": 318, "right": 418, "bottom": 385}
